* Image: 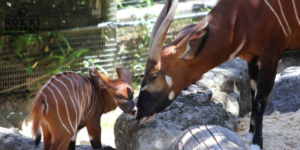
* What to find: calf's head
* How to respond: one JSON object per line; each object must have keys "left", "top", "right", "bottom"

{"left": 89, "top": 67, "right": 136, "bottom": 117}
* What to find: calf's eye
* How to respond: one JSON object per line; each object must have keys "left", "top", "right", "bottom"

{"left": 115, "top": 95, "right": 123, "bottom": 99}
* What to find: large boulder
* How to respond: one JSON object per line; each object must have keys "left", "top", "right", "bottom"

{"left": 0, "top": 127, "right": 114, "bottom": 150}
{"left": 114, "top": 58, "right": 251, "bottom": 150}
{"left": 265, "top": 67, "right": 300, "bottom": 115}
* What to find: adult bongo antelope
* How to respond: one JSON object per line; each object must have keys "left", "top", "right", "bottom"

{"left": 136, "top": 0, "right": 300, "bottom": 149}
{"left": 31, "top": 67, "right": 136, "bottom": 150}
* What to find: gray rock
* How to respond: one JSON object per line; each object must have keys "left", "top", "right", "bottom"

{"left": 265, "top": 67, "right": 300, "bottom": 115}
{"left": 169, "top": 125, "right": 247, "bottom": 150}
{"left": 0, "top": 127, "right": 109, "bottom": 150}
{"left": 114, "top": 58, "right": 251, "bottom": 150}
{"left": 0, "top": 115, "right": 14, "bottom": 129}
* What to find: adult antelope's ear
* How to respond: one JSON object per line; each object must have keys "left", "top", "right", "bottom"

{"left": 180, "top": 22, "right": 208, "bottom": 59}
{"left": 89, "top": 67, "right": 111, "bottom": 89}
{"left": 116, "top": 67, "right": 131, "bottom": 84}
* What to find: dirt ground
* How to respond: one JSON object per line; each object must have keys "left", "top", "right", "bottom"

{"left": 236, "top": 111, "right": 300, "bottom": 150}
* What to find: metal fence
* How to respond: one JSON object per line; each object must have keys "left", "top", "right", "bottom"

{"left": 0, "top": 0, "right": 117, "bottom": 34}
{"left": 0, "top": 11, "right": 206, "bottom": 93}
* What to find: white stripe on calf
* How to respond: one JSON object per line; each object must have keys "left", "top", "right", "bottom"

{"left": 82, "top": 76, "right": 92, "bottom": 110}
{"left": 55, "top": 77, "right": 78, "bottom": 129}
{"left": 50, "top": 82, "right": 75, "bottom": 133}
{"left": 68, "top": 75, "right": 83, "bottom": 121}
{"left": 264, "top": 0, "right": 288, "bottom": 37}
{"left": 292, "top": 0, "right": 300, "bottom": 26}
{"left": 88, "top": 85, "right": 96, "bottom": 114}
{"left": 47, "top": 87, "right": 71, "bottom": 134}
{"left": 42, "top": 93, "right": 49, "bottom": 114}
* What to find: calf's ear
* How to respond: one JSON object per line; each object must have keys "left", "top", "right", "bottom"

{"left": 116, "top": 67, "right": 132, "bottom": 84}
{"left": 89, "top": 67, "right": 111, "bottom": 89}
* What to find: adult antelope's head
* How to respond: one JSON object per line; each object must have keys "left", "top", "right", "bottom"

{"left": 89, "top": 67, "right": 136, "bottom": 117}
{"left": 136, "top": 0, "right": 210, "bottom": 123}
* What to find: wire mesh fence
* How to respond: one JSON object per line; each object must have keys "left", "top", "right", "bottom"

{"left": 1, "top": 0, "right": 298, "bottom": 95}
{"left": 0, "top": 26, "right": 117, "bottom": 93}
{"left": 0, "top": 0, "right": 116, "bottom": 34}
{"left": 0, "top": 11, "right": 206, "bottom": 94}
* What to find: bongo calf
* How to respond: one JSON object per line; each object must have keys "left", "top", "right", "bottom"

{"left": 31, "top": 67, "right": 136, "bottom": 150}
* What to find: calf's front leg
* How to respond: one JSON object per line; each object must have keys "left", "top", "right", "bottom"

{"left": 86, "top": 121, "right": 102, "bottom": 150}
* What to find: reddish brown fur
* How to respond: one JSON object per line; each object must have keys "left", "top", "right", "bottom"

{"left": 137, "top": 0, "right": 300, "bottom": 149}
{"left": 31, "top": 68, "right": 134, "bottom": 150}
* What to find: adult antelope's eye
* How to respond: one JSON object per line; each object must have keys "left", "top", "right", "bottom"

{"left": 150, "top": 73, "right": 159, "bottom": 81}
{"left": 115, "top": 95, "right": 122, "bottom": 99}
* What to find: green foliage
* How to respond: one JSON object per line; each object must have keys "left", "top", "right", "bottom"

{"left": 1, "top": 32, "right": 87, "bottom": 76}
{"left": 117, "top": 0, "right": 154, "bottom": 9}
{"left": 81, "top": 59, "right": 109, "bottom": 76}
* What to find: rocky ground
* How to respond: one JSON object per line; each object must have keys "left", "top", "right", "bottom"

{"left": 237, "top": 111, "right": 300, "bottom": 150}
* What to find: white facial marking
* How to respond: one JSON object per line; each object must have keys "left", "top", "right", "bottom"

{"left": 165, "top": 75, "right": 173, "bottom": 87}
{"left": 250, "top": 79, "right": 257, "bottom": 91}
{"left": 168, "top": 91, "right": 175, "bottom": 100}
{"left": 250, "top": 144, "right": 261, "bottom": 150}
{"left": 264, "top": 0, "right": 288, "bottom": 37}
{"left": 141, "top": 85, "right": 148, "bottom": 91}
{"left": 91, "top": 71, "right": 96, "bottom": 76}
{"left": 246, "top": 132, "right": 253, "bottom": 140}
{"left": 229, "top": 37, "right": 245, "bottom": 60}
{"left": 292, "top": 0, "right": 300, "bottom": 26}
{"left": 277, "top": 0, "right": 291, "bottom": 35}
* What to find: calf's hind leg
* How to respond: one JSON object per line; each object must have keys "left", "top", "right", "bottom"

{"left": 41, "top": 122, "right": 52, "bottom": 150}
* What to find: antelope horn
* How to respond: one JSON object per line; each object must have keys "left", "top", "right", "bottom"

{"left": 149, "top": 0, "right": 179, "bottom": 62}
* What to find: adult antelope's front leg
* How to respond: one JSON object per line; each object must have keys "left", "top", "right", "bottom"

{"left": 86, "top": 121, "right": 102, "bottom": 150}
{"left": 247, "top": 59, "right": 259, "bottom": 140}
{"left": 251, "top": 55, "right": 280, "bottom": 150}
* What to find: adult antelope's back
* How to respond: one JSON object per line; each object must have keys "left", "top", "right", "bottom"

{"left": 136, "top": 0, "right": 300, "bottom": 149}
{"left": 31, "top": 67, "right": 136, "bottom": 150}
